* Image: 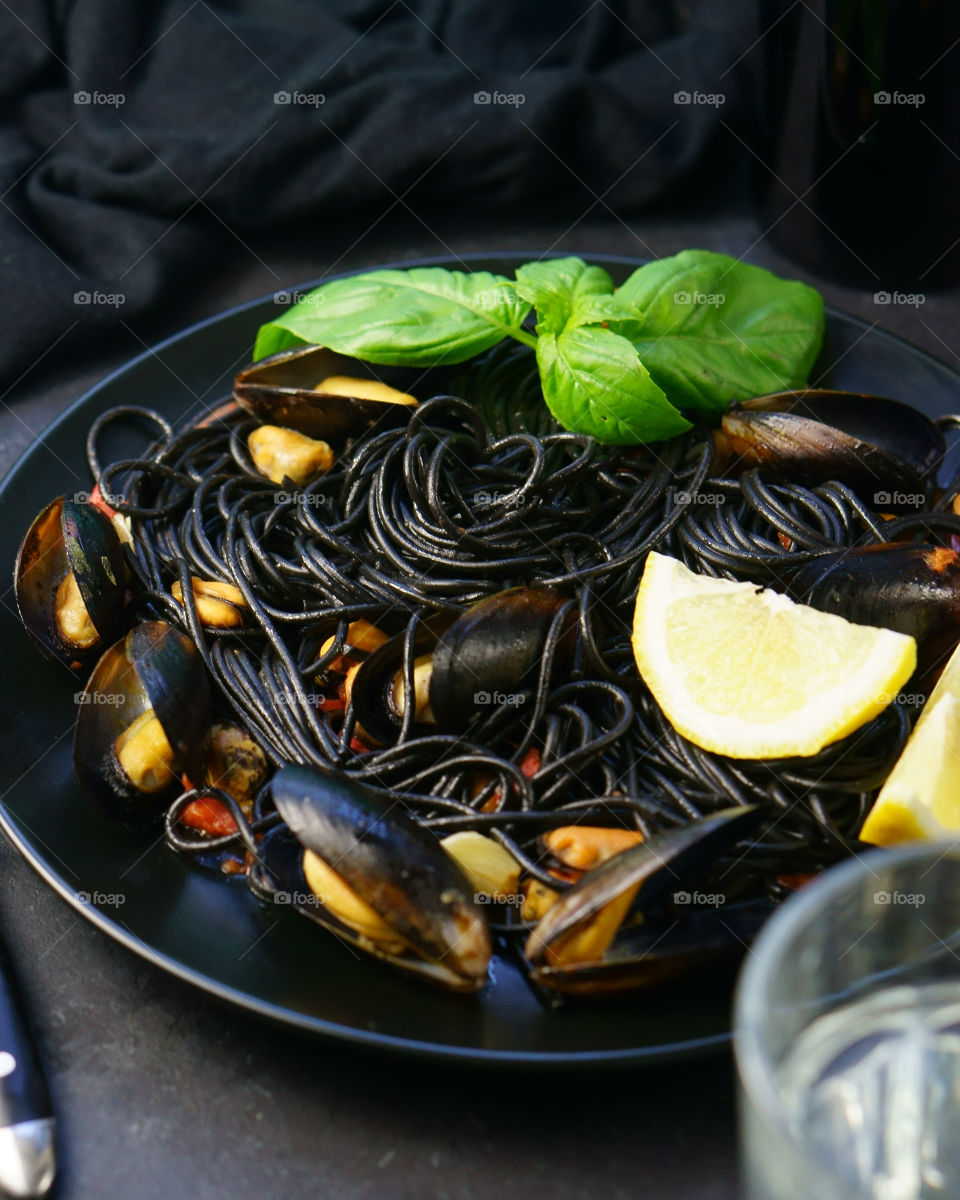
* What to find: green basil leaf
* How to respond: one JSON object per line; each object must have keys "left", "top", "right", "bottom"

{"left": 536, "top": 325, "right": 691, "bottom": 444}
{"left": 252, "top": 268, "right": 532, "bottom": 365}
{"left": 615, "top": 250, "right": 825, "bottom": 416}
{"left": 515, "top": 257, "right": 614, "bottom": 336}
{"left": 253, "top": 321, "right": 308, "bottom": 361}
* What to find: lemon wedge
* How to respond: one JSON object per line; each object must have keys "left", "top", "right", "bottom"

{"left": 860, "top": 638, "right": 960, "bottom": 845}
{"left": 631, "top": 552, "right": 917, "bottom": 760}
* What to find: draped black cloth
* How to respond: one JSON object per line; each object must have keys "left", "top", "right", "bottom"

{"left": 0, "top": 0, "right": 759, "bottom": 389}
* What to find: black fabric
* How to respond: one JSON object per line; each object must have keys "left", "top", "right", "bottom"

{"left": 0, "top": 0, "right": 760, "bottom": 390}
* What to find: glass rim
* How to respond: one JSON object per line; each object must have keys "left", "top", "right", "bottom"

{"left": 733, "top": 840, "right": 960, "bottom": 1191}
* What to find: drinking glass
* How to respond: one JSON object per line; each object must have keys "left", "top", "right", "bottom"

{"left": 736, "top": 844, "right": 960, "bottom": 1200}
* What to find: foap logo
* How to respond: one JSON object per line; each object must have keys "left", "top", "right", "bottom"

{"left": 74, "top": 290, "right": 126, "bottom": 308}
{"left": 474, "top": 489, "right": 526, "bottom": 511}
{"left": 474, "top": 891, "right": 524, "bottom": 908}
{"left": 672, "top": 488, "right": 725, "bottom": 507}
{"left": 874, "top": 90, "right": 925, "bottom": 108}
{"left": 673, "top": 890, "right": 726, "bottom": 908}
{"left": 273, "top": 890, "right": 322, "bottom": 907}
{"left": 274, "top": 491, "right": 331, "bottom": 508}
{"left": 74, "top": 691, "right": 126, "bottom": 707}
{"left": 674, "top": 90, "right": 725, "bottom": 107}
{"left": 473, "top": 90, "right": 525, "bottom": 108}
{"left": 74, "top": 90, "right": 125, "bottom": 107}
{"left": 674, "top": 290, "right": 725, "bottom": 307}
{"left": 873, "top": 491, "right": 925, "bottom": 508}
{"left": 273, "top": 289, "right": 317, "bottom": 306}
{"left": 874, "top": 290, "right": 925, "bottom": 308}
{"left": 473, "top": 690, "right": 526, "bottom": 708}
{"left": 875, "top": 690, "right": 927, "bottom": 708}
{"left": 874, "top": 890, "right": 925, "bottom": 907}
{"left": 74, "top": 489, "right": 125, "bottom": 505}
{"left": 76, "top": 890, "right": 125, "bottom": 907}
{"left": 274, "top": 90, "right": 325, "bottom": 107}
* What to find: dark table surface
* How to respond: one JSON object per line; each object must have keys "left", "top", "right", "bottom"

{"left": 1, "top": 213, "right": 959, "bottom": 1200}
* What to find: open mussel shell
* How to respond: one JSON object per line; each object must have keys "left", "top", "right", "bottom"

{"left": 525, "top": 806, "right": 763, "bottom": 993}
{"left": 74, "top": 621, "right": 210, "bottom": 825}
{"left": 234, "top": 345, "right": 418, "bottom": 438}
{"left": 717, "top": 389, "right": 944, "bottom": 506}
{"left": 14, "top": 496, "right": 127, "bottom": 669}
{"left": 347, "top": 616, "right": 450, "bottom": 746}
{"left": 264, "top": 763, "right": 491, "bottom": 991}
{"left": 428, "top": 587, "right": 576, "bottom": 733}
{"left": 531, "top": 899, "right": 773, "bottom": 997}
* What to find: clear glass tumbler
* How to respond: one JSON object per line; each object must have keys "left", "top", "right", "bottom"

{"left": 735, "top": 844, "right": 960, "bottom": 1200}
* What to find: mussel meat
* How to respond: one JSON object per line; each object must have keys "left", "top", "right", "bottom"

{"left": 74, "top": 621, "right": 210, "bottom": 825}
{"left": 715, "top": 390, "right": 944, "bottom": 509}
{"left": 524, "top": 806, "right": 763, "bottom": 995}
{"left": 234, "top": 345, "right": 418, "bottom": 438}
{"left": 15, "top": 496, "right": 127, "bottom": 669}
{"left": 250, "top": 764, "right": 491, "bottom": 991}
{"left": 347, "top": 588, "right": 575, "bottom": 744}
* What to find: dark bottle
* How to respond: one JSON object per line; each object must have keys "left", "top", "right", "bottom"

{"left": 756, "top": 0, "right": 960, "bottom": 288}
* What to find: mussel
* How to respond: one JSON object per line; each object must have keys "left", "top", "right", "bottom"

{"left": 250, "top": 764, "right": 491, "bottom": 991}
{"left": 715, "top": 390, "right": 944, "bottom": 509}
{"left": 524, "top": 806, "right": 764, "bottom": 996}
{"left": 14, "top": 496, "right": 127, "bottom": 669}
{"left": 74, "top": 621, "right": 210, "bottom": 825}
{"left": 347, "top": 588, "right": 575, "bottom": 743}
{"left": 234, "top": 345, "right": 418, "bottom": 438}
{"left": 786, "top": 543, "right": 960, "bottom": 646}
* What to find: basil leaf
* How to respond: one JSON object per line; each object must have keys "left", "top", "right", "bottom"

{"left": 536, "top": 325, "right": 691, "bottom": 444}
{"left": 253, "top": 268, "right": 532, "bottom": 365}
{"left": 615, "top": 250, "right": 825, "bottom": 416}
{"left": 515, "top": 257, "right": 614, "bottom": 336}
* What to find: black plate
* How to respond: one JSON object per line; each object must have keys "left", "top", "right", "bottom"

{"left": 2, "top": 254, "right": 959, "bottom": 1067}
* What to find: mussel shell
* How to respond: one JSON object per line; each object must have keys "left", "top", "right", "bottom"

{"left": 74, "top": 621, "right": 209, "bottom": 825}
{"left": 249, "top": 825, "right": 482, "bottom": 992}
{"left": 740, "top": 390, "right": 943, "bottom": 479}
{"left": 428, "top": 587, "right": 575, "bottom": 733}
{"left": 524, "top": 806, "right": 762, "bottom": 966}
{"left": 529, "top": 898, "right": 773, "bottom": 997}
{"left": 234, "top": 345, "right": 419, "bottom": 438}
{"left": 786, "top": 542, "right": 960, "bottom": 644}
{"left": 271, "top": 763, "right": 491, "bottom": 989}
{"left": 348, "top": 617, "right": 450, "bottom": 746}
{"left": 14, "top": 496, "right": 126, "bottom": 668}
{"left": 719, "top": 391, "right": 943, "bottom": 507}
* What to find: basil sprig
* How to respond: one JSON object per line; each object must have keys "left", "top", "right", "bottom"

{"left": 253, "top": 251, "right": 824, "bottom": 444}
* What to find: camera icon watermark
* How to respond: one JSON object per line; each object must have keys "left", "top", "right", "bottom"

{"left": 673, "top": 90, "right": 725, "bottom": 107}
{"left": 274, "top": 491, "right": 330, "bottom": 508}
{"left": 673, "top": 889, "right": 726, "bottom": 907}
{"left": 473, "top": 690, "right": 526, "bottom": 708}
{"left": 273, "top": 289, "right": 317, "bottom": 306}
{"left": 873, "top": 890, "right": 925, "bottom": 907}
{"left": 873, "top": 490, "right": 925, "bottom": 508}
{"left": 874, "top": 90, "right": 925, "bottom": 107}
{"left": 74, "top": 90, "right": 125, "bottom": 107}
{"left": 474, "top": 891, "right": 524, "bottom": 907}
{"left": 672, "top": 488, "right": 725, "bottom": 507}
{"left": 873, "top": 290, "right": 925, "bottom": 308}
{"left": 74, "top": 290, "right": 126, "bottom": 308}
{"left": 473, "top": 90, "right": 525, "bottom": 108}
{"left": 674, "top": 290, "right": 725, "bottom": 307}
{"left": 76, "top": 890, "right": 126, "bottom": 907}
{"left": 74, "top": 691, "right": 126, "bottom": 707}
{"left": 274, "top": 90, "right": 325, "bottom": 107}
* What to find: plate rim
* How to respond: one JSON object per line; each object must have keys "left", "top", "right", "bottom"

{"left": 2, "top": 250, "right": 957, "bottom": 1066}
